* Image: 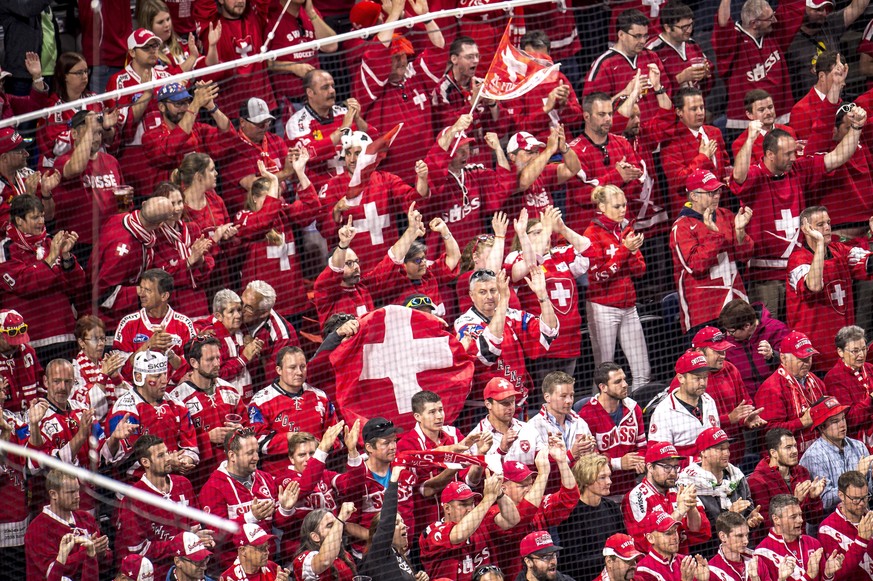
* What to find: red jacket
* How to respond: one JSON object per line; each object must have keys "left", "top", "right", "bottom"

{"left": 754, "top": 367, "right": 826, "bottom": 456}
{"left": 152, "top": 221, "right": 214, "bottom": 320}
{"left": 818, "top": 506, "right": 873, "bottom": 581}
{"left": 747, "top": 460, "right": 823, "bottom": 532}
{"left": 730, "top": 124, "right": 795, "bottom": 162}
{"left": 622, "top": 477, "right": 712, "bottom": 554}
{"left": 661, "top": 125, "right": 730, "bottom": 219}
{"left": 583, "top": 217, "right": 646, "bottom": 309}
{"left": 647, "top": 36, "right": 714, "bottom": 97}
{"left": 824, "top": 361, "right": 873, "bottom": 442}
{"left": 242, "top": 310, "right": 300, "bottom": 390}
{"left": 584, "top": 48, "right": 672, "bottom": 124}
{"left": 25, "top": 507, "right": 105, "bottom": 581}
{"left": 313, "top": 264, "right": 375, "bottom": 326}
{"left": 670, "top": 207, "right": 754, "bottom": 332}
{"left": 790, "top": 86, "right": 831, "bottom": 141}
{"left": 577, "top": 396, "right": 646, "bottom": 497}
{"left": 509, "top": 71, "right": 583, "bottom": 142}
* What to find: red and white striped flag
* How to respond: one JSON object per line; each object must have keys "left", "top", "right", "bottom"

{"left": 479, "top": 20, "right": 561, "bottom": 101}
{"left": 348, "top": 123, "right": 403, "bottom": 191}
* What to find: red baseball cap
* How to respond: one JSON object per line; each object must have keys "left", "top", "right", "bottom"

{"left": 0, "top": 310, "right": 30, "bottom": 346}
{"left": 781, "top": 331, "right": 819, "bottom": 358}
{"left": 503, "top": 460, "right": 534, "bottom": 483}
{"left": 644, "top": 511, "right": 680, "bottom": 533}
{"left": 807, "top": 0, "right": 834, "bottom": 8}
{"left": 602, "top": 534, "right": 644, "bottom": 561}
{"left": 171, "top": 532, "right": 212, "bottom": 562}
{"left": 484, "top": 377, "right": 523, "bottom": 401}
{"left": 127, "top": 28, "right": 161, "bottom": 51}
{"left": 233, "top": 523, "right": 276, "bottom": 547}
{"left": 441, "top": 481, "right": 481, "bottom": 504}
{"left": 390, "top": 34, "right": 415, "bottom": 56}
{"left": 686, "top": 169, "right": 725, "bottom": 193}
{"left": 692, "top": 327, "right": 733, "bottom": 351}
{"left": 0, "top": 128, "right": 29, "bottom": 155}
{"left": 520, "top": 531, "right": 562, "bottom": 558}
{"left": 350, "top": 0, "right": 382, "bottom": 28}
{"left": 675, "top": 349, "right": 716, "bottom": 375}
{"left": 645, "top": 441, "right": 682, "bottom": 464}
{"left": 120, "top": 554, "right": 155, "bottom": 581}
{"left": 696, "top": 427, "right": 732, "bottom": 453}
{"left": 809, "top": 396, "right": 849, "bottom": 429}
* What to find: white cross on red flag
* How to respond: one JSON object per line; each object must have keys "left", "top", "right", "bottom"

{"left": 329, "top": 305, "right": 474, "bottom": 430}
{"left": 348, "top": 123, "right": 403, "bottom": 195}
{"left": 479, "top": 19, "right": 562, "bottom": 102}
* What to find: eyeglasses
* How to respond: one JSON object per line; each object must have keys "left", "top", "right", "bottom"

{"left": 180, "top": 556, "right": 210, "bottom": 566}
{"left": 654, "top": 462, "right": 680, "bottom": 473}
{"left": 755, "top": 13, "right": 777, "bottom": 22}
{"left": 84, "top": 336, "right": 107, "bottom": 345}
{"left": 531, "top": 553, "right": 558, "bottom": 562}
{"left": 470, "top": 269, "right": 496, "bottom": 282}
{"left": 138, "top": 43, "right": 162, "bottom": 53}
{"left": 674, "top": 22, "right": 694, "bottom": 31}
{"left": 842, "top": 491, "right": 872, "bottom": 503}
{"left": 623, "top": 32, "right": 649, "bottom": 42}
{"left": 473, "top": 565, "right": 503, "bottom": 581}
{"left": 0, "top": 322, "right": 28, "bottom": 337}
{"left": 407, "top": 257, "right": 426, "bottom": 265}
{"left": 405, "top": 296, "right": 434, "bottom": 308}
{"left": 344, "top": 259, "right": 360, "bottom": 268}
{"left": 67, "top": 69, "right": 89, "bottom": 77}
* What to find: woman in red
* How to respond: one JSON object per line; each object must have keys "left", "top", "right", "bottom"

{"left": 234, "top": 151, "right": 320, "bottom": 319}
{"left": 136, "top": 0, "right": 216, "bottom": 76}
{"left": 70, "top": 315, "right": 129, "bottom": 421}
{"left": 506, "top": 206, "right": 591, "bottom": 386}
{"left": 583, "top": 185, "right": 651, "bottom": 391}
{"left": 203, "top": 289, "right": 260, "bottom": 402}
{"left": 151, "top": 181, "right": 215, "bottom": 320}
{"left": 292, "top": 504, "right": 357, "bottom": 581}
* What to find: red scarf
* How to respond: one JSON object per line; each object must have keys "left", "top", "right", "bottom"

{"left": 395, "top": 450, "right": 488, "bottom": 470}
{"left": 122, "top": 210, "right": 156, "bottom": 280}
{"left": 159, "top": 221, "right": 196, "bottom": 288}
{"left": 6, "top": 223, "right": 48, "bottom": 261}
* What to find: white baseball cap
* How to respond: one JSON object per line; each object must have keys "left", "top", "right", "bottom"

{"left": 508, "top": 131, "right": 545, "bottom": 153}
{"left": 120, "top": 554, "right": 155, "bottom": 581}
{"left": 240, "top": 97, "right": 276, "bottom": 124}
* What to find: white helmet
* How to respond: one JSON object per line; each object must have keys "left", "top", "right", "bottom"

{"left": 340, "top": 129, "right": 372, "bottom": 155}
{"left": 132, "top": 350, "right": 168, "bottom": 386}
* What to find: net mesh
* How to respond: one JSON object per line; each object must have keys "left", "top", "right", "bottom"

{"left": 2, "top": 0, "right": 873, "bottom": 578}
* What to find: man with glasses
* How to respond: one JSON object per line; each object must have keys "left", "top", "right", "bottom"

{"left": 818, "top": 470, "right": 873, "bottom": 580}
{"left": 313, "top": 220, "right": 375, "bottom": 325}
{"left": 669, "top": 169, "right": 753, "bottom": 335}
{"left": 824, "top": 325, "right": 873, "bottom": 442}
{"left": 635, "top": 512, "right": 710, "bottom": 581}
{"left": 564, "top": 92, "right": 645, "bottom": 234}
{"left": 585, "top": 9, "right": 672, "bottom": 124}
{"left": 221, "top": 523, "right": 289, "bottom": 581}
{"left": 0, "top": 309, "right": 44, "bottom": 412}
{"left": 713, "top": 0, "right": 805, "bottom": 139}
{"left": 787, "top": 205, "right": 873, "bottom": 372}
{"left": 648, "top": 2, "right": 713, "bottom": 97}
{"left": 518, "top": 530, "right": 575, "bottom": 581}
{"left": 167, "top": 531, "right": 216, "bottom": 581}
{"left": 799, "top": 397, "right": 873, "bottom": 514}
{"left": 0, "top": 128, "right": 54, "bottom": 224}
{"left": 141, "top": 82, "right": 232, "bottom": 192}
{"left": 239, "top": 280, "right": 300, "bottom": 390}
{"left": 623, "top": 441, "right": 711, "bottom": 554}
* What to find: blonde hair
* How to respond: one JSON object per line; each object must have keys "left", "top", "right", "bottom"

{"left": 591, "top": 184, "right": 626, "bottom": 207}
{"left": 136, "top": 0, "right": 185, "bottom": 64}
{"left": 460, "top": 235, "right": 495, "bottom": 273}
{"left": 571, "top": 454, "right": 609, "bottom": 490}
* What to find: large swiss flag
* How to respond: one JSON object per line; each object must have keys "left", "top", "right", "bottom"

{"left": 329, "top": 305, "right": 474, "bottom": 430}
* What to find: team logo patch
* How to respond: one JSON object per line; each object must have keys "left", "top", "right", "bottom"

{"left": 133, "top": 333, "right": 150, "bottom": 344}
{"left": 520, "top": 440, "right": 530, "bottom": 453}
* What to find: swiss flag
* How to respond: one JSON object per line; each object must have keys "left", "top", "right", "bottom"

{"left": 329, "top": 305, "right": 474, "bottom": 430}
{"left": 348, "top": 124, "right": 403, "bottom": 195}
{"left": 480, "top": 19, "right": 561, "bottom": 101}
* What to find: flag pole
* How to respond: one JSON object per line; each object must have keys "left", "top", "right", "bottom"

{"left": 468, "top": 18, "right": 512, "bottom": 116}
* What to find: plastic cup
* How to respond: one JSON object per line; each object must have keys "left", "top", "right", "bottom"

{"left": 353, "top": 577, "right": 373, "bottom": 581}
{"left": 113, "top": 185, "right": 134, "bottom": 213}
{"left": 225, "top": 413, "right": 243, "bottom": 426}
{"left": 691, "top": 56, "right": 706, "bottom": 69}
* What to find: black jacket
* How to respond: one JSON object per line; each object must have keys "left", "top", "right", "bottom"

{"left": 0, "top": 0, "right": 58, "bottom": 78}
{"left": 357, "top": 480, "right": 417, "bottom": 581}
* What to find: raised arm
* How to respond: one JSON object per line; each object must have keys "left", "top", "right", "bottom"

{"left": 290, "top": 147, "right": 312, "bottom": 190}
{"left": 485, "top": 270, "right": 510, "bottom": 341}
{"left": 389, "top": 202, "right": 426, "bottom": 259}
{"left": 376, "top": 0, "right": 406, "bottom": 45}
{"left": 309, "top": 503, "right": 355, "bottom": 574}
{"left": 843, "top": 0, "right": 871, "bottom": 28}
{"left": 519, "top": 126, "right": 560, "bottom": 190}
{"left": 526, "top": 264, "right": 558, "bottom": 329}
{"left": 485, "top": 212, "right": 509, "bottom": 273}
{"left": 555, "top": 125, "right": 582, "bottom": 184}
{"left": 329, "top": 216, "right": 357, "bottom": 270}
{"left": 510, "top": 209, "right": 538, "bottom": 282}
{"left": 430, "top": 218, "right": 460, "bottom": 270}
{"left": 824, "top": 106, "right": 866, "bottom": 171}
{"left": 800, "top": 219, "right": 827, "bottom": 293}
{"left": 409, "top": 0, "right": 445, "bottom": 49}
{"left": 305, "top": 0, "right": 338, "bottom": 51}
{"left": 485, "top": 132, "right": 511, "bottom": 170}
{"left": 732, "top": 120, "right": 762, "bottom": 185}
{"left": 717, "top": 0, "right": 732, "bottom": 28}
{"left": 524, "top": 447, "right": 552, "bottom": 509}
{"left": 62, "top": 114, "right": 96, "bottom": 179}
{"left": 449, "top": 472, "right": 503, "bottom": 544}
{"left": 438, "top": 114, "right": 473, "bottom": 151}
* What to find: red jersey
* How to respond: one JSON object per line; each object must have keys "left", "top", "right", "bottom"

{"left": 700, "top": 361, "right": 752, "bottom": 462}
{"left": 747, "top": 459, "right": 823, "bottom": 531}
{"left": 234, "top": 187, "right": 321, "bottom": 315}
{"left": 25, "top": 507, "right": 104, "bottom": 581}
{"left": 285, "top": 104, "right": 352, "bottom": 194}
{"left": 164, "top": 0, "right": 195, "bottom": 35}
{"left": 355, "top": 43, "right": 446, "bottom": 184}
{"left": 53, "top": 150, "right": 124, "bottom": 246}
{"left": 754, "top": 532, "right": 827, "bottom": 581}
{"left": 37, "top": 93, "right": 106, "bottom": 171}
{"left": 266, "top": 6, "right": 322, "bottom": 99}
{"left": 622, "top": 477, "right": 712, "bottom": 553}
{"left": 350, "top": 465, "right": 417, "bottom": 557}
{"left": 636, "top": 550, "right": 687, "bottom": 581}
{"left": 583, "top": 217, "right": 646, "bottom": 309}
{"left": 115, "top": 474, "right": 197, "bottom": 579}
{"left": 670, "top": 207, "right": 755, "bottom": 332}
{"left": 368, "top": 251, "right": 458, "bottom": 317}
{"left": 522, "top": 0, "right": 581, "bottom": 63}
{"left": 220, "top": 131, "right": 288, "bottom": 215}
{"left": 319, "top": 170, "right": 421, "bottom": 273}
{"left": 0, "top": 230, "right": 86, "bottom": 347}
{"left": 731, "top": 124, "right": 795, "bottom": 162}
{"left": 140, "top": 118, "right": 232, "bottom": 194}
{"left": 730, "top": 155, "right": 827, "bottom": 281}
{"left": 661, "top": 125, "right": 730, "bottom": 219}
{"left": 222, "top": 559, "right": 285, "bottom": 581}
{"left": 585, "top": 48, "right": 672, "bottom": 123}
{"left": 78, "top": 0, "right": 132, "bottom": 67}
{"left": 71, "top": 350, "right": 127, "bottom": 419}
{"left": 709, "top": 549, "right": 754, "bottom": 581}
{"left": 509, "top": 71, "right": 583, "bottom": 142}
{"left": 153, "top": 221, "right": 214, "bottom": 320}
{"left": 168, "top": 379, "right": 246, "bottom": 487}
{"left": 505, "top": 246, "right": 588, "bottom": 359}
{"left": 818, "top": 506, "right": 873, "bottom": 581}
{"left": 506, "top": 163, "right": 560, "bottom": 220}
{"left": 248, "top": 382, "right": 334, "bottom": 473}
{"left": 566, "top": 133, "right": 643, "bottom": 233}
{"left": 577, "top": 396, "right": 646, "bottom": 497}
{"left": 711, "top": 0, "right": 805, "bottom": 127}
{"left": 420, "top": 519, "right": 498, "bottom": 581}
{"left": 313, "top": 264, "right": 375, "bottom": 325}
{"left": 823, "top": 361, "right": 873, "bottom": 443}
{"left": 647, "top": 36, "right": 714, "bottom": 97}
{"left": 113, "top": 306, "right": 196, "bottom": 381}
{"left": 0, "top": 409, "right": 30, "bottom": 545}
{"left": 789, "top": 87, "right": 830, "bottom": 141}
{"left": 0, "top": 344, "right": 43, "bottom": 413}
{"left": 203, "top": 317, "right": 254, "bottom": 401}
{"left": 240, "top": 309, "right": 300, "bottom": 392}
{"left": 787, "top": 242, "right": 872, "bottom": 370}
{"left": 754, "top": 367, "right": 826, "bottom": 456}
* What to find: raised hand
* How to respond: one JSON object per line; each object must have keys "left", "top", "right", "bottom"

{"left": 339, "top": 501, "right": 356, "bottom": 521}
{"left": 318, "top": 420, "right": 345, "bottom": 452}
{"left": 338, "top": 215, "right": 357, "bottom": 247}
{"left": 513, "top": 208, "right": 529, "bottom": 237}
{"left": 735, "top": 206, "right": 753, "bottom": 230}
{"left": 806, "top": 548, "right": 822, "bottom": 581}
{"left": 415, "top": 160, "right": 429, "bottom": 181}
{"left": 484, "top": 132, "right": 501, "bottom": 151}
{"left": 534, "top": 446, "right": 551, "bottom": 474}
{"left": 452, "top": 114, "right": 474, "bottom": 135}
{"left": 747, "top": 504, "right": 764, "bottom": 528}
{"left": 524, "top": 264, "right": 547, "bottom": 297}
{"left": 278, "top": 481, "right": 301, "bottom": 510}
{"left": 492, "top": 211, "right": 509, "bottom": 238}
{"left": 702, "top": 207, "right": 719, "bottom": 232}
{"left": 208, "top": 21, "right": 223, "bottom": 47}
{"left": 344, "top": 419, "right": 361, "bottom": 454}
{"left": 748, "top": 120, "right": 764, "bottom": 141}
{"left": 482, "top": 470, "right": 504, "bottom": 501}
{"left": 24, "top": 51, "right": 43, "bottom": 80}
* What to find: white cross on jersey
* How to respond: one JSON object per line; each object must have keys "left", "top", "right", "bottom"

{"left": 606, "top": 244, "right": 618, "bottom": 258}
{"left": 775, "top": 209, "right": 799, "bottom": 239}
{"left": 641, "top": 0, "right": 665, "bottom": 18}
{"left": 412, "top": 90, "right": 428, "bottom": 111}
{"left": 235, "top": 41, "right": 253, "bottom": 58}
{"left": 830, "top": 283, "right": 846, "bottom": 306}
{"left": 266, "top": 241, "right": 296, "bottom": 271}
{"left": 116, "top": 243, "right": 130, "bottom": 256}
{"left": 359, "top": 306, "right": 454, "bottom": 414}
{"left": 353, "top": 202, "right": 390, "bottom": 245}
{"left": 550, "top": 282, "right": 572, "bottom": 307}
{"left": 709, "top": 251, "right": 737, "bottom": 287}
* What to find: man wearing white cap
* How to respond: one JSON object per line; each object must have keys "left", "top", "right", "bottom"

{"left": 220, "top": 523, "right": 290, "bottom": 581}
{"left": 107, "top": 350, "right": 200, "bottom": 482}
{"left": 506, "top": 125, "right": 580, "bottom": 219}
{"left": 594, "top": 533, "right": 643, "bottom": 581}
{"left": 167, "top": 531, "right": 215, "bottom": 581}
{"left": 116, "top": 554, "right": 155, "bottom": 581}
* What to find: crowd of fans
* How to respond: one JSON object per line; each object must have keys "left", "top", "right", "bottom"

{"left": 3, "top": 0, "right": 873, "bottom": 579}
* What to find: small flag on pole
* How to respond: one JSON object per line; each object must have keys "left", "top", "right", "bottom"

{"left": 479, "top": 19, "right": 561, "bottom": 101}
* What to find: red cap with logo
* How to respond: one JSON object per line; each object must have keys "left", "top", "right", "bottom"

{"left": 644, "top": 511, "right": 680, "bottom": 533}
{"left": 441, "top": 481, "right": 482, "bottom": 504}
{"left": 233, "top": 523, "right": 276, "bottom": 547}
{"left": 692, "top": 327, "right": 733, "bottom": 351}
{"left": 171, "top": 532, "right": 212, "bottom": 562}
{"left": 696, "top": 426, "right": 732, "bottom": 453}
{"left": 503, "top": 460, "right": 534, "bottom": 483}
{"left": 520, "top": 531, "right": 562, "bottom": 558}
{"left": 127, "top": 28, "right": 160, "bottom": 50}
{"left": 0, "top": 128, "right": 27, "bottom": 155}
{"left": 675, "top": 349, "right": 715, "bottom": 374}
{"left": 0, "top": 310, "right": 30, "bottom": 346}
{"left": 686, "top": 169, "right": 725, "bottom": 192}
{"left": 484, "top": 377, "right": 523, "bottom": 401}
{"left": 120, "top": 554, "right": 155, "bottom": 581}
{"left": 645, "top": 441, "right": 682, "bottom": 464}
{"left": 350, "top": 0, "right": 382, "bottom": 28}
{"left": 781, "top": 331, "right": 819, "bottom": 358}
{"left": 602, "top": 533, "right": 644, "bottom": 560}
{"left": 809, "top": 396, "right": 849, "bottom": 429}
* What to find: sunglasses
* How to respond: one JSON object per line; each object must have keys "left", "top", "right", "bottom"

{"left": 0, "top": 322, "right": 28, "bottom": 337}
{"left": 595, "top": 143, "right": 610, "bottom": 166}
{"left": 405, "top": 296, "right": 434, "bottom": 308}
{"left": 470, "top": 269, "right": 496, "bottom": 282}
{"left": 473, "top": 565, "right": 503, "bottom": 581}
{"left": 227, "top": 427, "right": 255, "bottom": 449}
{"left": 471, "top": 234, "right": 495, "bottom": 255}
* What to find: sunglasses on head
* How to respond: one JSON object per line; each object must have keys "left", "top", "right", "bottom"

{"left": 405, "top": 296, "right": 434, "bottom": 308}
{"left": 470, "top": 269, "right": 496, "bottom": 282}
